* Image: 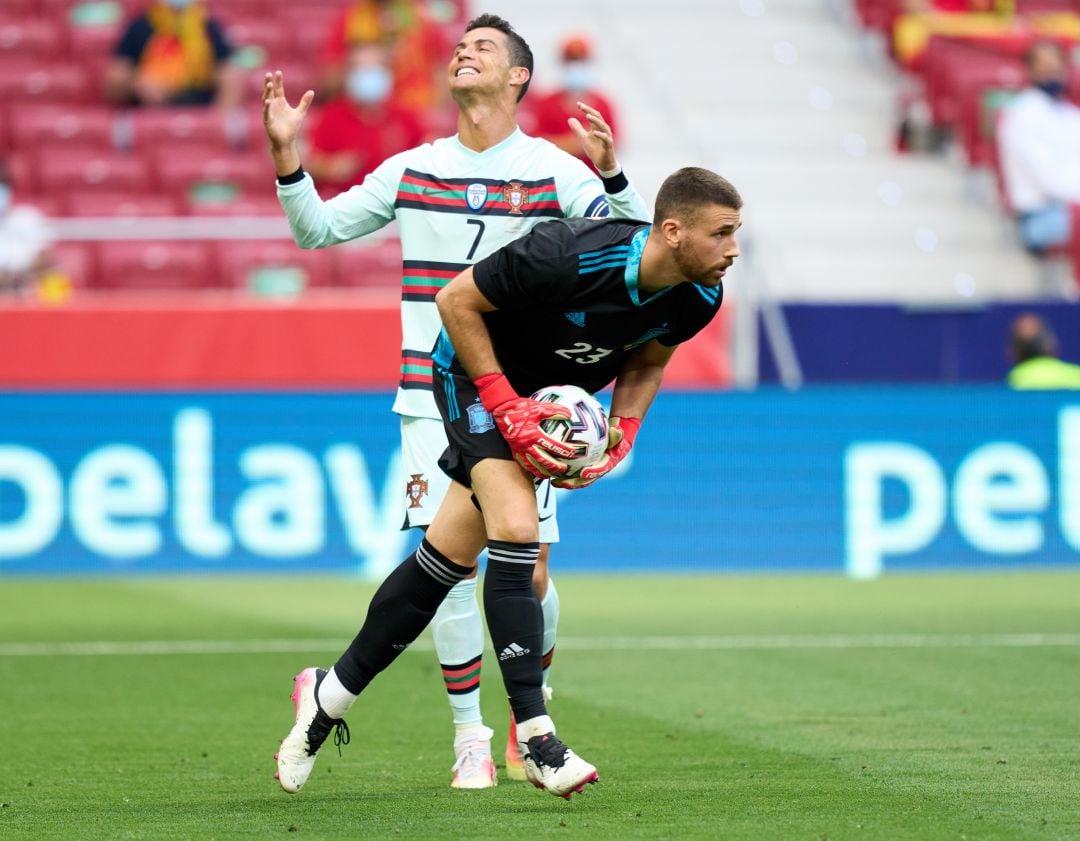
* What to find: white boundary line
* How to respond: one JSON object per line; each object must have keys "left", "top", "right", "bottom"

{"left": 2, "top": 633, "right": 1079, "bottom": 657}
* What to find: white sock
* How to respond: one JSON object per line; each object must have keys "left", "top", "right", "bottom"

{"left": 540, "top": 578, "right": 559, "bottom": 687}
{"left": 516, "top": 714, "right": 556, "bottom": 744}
{"left": 430, "top": 577, "right": 484, "bottom": 728}
{"left": 316, "top": 667, "right": 357, "bottom": 720}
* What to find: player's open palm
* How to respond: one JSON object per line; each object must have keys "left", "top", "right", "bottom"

{"left": 263, "top": 70, "right": 314, "bottom": 149}
{"left": 568, "top": 102, "right": 617, "bottom": 174}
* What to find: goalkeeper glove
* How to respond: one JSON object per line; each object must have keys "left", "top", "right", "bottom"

{"left": 475, "top": 373, "right": 575, "bottom": 479}
{"left": 551, "top": 416, "right": 640, "bottom": 489}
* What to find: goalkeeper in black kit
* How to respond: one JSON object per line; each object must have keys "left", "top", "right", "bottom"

{"left": 274, "top": 166, "right": 741, "bottom": 799}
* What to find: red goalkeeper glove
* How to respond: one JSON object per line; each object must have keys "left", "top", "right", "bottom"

{"left": 476, "top": 373, "right": 575, "bottom": 479}
{"left": 551, "top": 416, "right": 640, "bottom": 490}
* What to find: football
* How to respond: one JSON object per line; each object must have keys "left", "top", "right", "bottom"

{"left": 530, "top": 384, "right": 609, "bottom": 476}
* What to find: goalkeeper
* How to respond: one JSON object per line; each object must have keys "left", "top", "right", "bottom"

{"left": 274, "top": 166, "right": 741, "bottom": 799}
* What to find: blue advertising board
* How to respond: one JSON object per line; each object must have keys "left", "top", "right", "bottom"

{"left": 1, "top": 389, "right": 1078, "bottom": 577}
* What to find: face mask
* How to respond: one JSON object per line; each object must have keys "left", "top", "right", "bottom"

{"left": 165, "top": 0, "right": 197, "bottom": 8}
{"left": 1036, "top": 80, "right": 1066, "bottom": 99}
{"left": 0, "top": 184, "right": 10, "bottom": 215}
{"left": 563, "top": 61, "right": 593, "bottom": 93}
{"left": 346, "top": 66, "right": 392, "bottom": 105}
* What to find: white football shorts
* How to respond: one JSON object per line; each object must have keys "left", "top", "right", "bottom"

{"left": 399, "top": 416, "right": 559, "bottom": 543}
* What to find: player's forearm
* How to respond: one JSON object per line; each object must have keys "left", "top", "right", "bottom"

{"left": 608, "top": 365, "right": 664, "bottom": 420}
{"left": 604, "top": 174, "right": 650, "bottom": 221}
{"left": 436, "top": 298, "right": 499, "bottom": 380}
{"left": 271, "top": 142, "right": 303, "bottom": 178}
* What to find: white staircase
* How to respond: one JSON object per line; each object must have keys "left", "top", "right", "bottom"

{"left": 484, "top": 0, "right": 1048, "bottom": 302}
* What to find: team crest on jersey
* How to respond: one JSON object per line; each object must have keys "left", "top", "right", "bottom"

{"left": 466, "top": 183, "right": 488, "bottom": 211}
{"left": 467, "top": 401, "right": 495, "bottom": 433}
{"left": 406, "top": 473, "right": 429, "bottom": 509}
{"left": 502, "top": 181, "right": 530, "bottom": 215}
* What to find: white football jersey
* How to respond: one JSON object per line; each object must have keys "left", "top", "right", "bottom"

{"left": 277, "top": 128, "right": 649, "bottom": 418}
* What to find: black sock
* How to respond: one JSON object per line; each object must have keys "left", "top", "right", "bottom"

{"left": 483, "top": 540, "right": 546, "bottom": 722}
{"left": 333, "top": 539, "right": 471, "bottom": 695}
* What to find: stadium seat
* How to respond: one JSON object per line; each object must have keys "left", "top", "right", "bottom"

{"left": 223, "top": 19, "right": 292, "bottom": 61}
{"left": 13, "top": 105, "right": 117, "bottom": 151}
{"left": 331, "top": 239, "right": 403, "bottom": 288}
{"left": 185, "top": 194, "right": 283, "bottom": 216}
{"left": 96, "top": 240, "right": 218, "bottom": 290}
{"left": 128, "top": 108, "right": 241, "bottom": 151}
{"left": 37, "top": 148, "right": 152, "bottom": 195}
{"left": 0, "top": 17, "right": 65, "bottom": 60}
{"left": 217, "top": 241, "right": 339, "bottom": 292}
{"left": 0, "top": 60, "right": 91, "bottom": 104}
{"left": 51, "top": 241, "right": 96, "bottom": 290}
{"left": 5, "top": 152, "right": 34, "bottom": 195}
{"left": 65, "top": 20, "right": 123, "bottom": 58}
{"left": 153, "top": 149, "right": 273, "bottom": 202}
{"left": 66, "top": 192, "right": 183, "bottom": 217}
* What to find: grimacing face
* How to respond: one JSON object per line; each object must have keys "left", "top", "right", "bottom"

{"left": 670, "top": 204, "right": 741, "bottom": 287}
{"left": 448, "top": 27, "right": 518, "bottom": 98}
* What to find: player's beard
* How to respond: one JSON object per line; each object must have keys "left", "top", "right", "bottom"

{"left": 673, "top": 238, "right": 720, "bottom": 284}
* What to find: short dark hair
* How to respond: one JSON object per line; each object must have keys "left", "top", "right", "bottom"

{"left": 465, "top": 13, "right": 533, "bottom": 101}
{"left": 653, "top": 167, "right": 742, "bottom": 226}
{"left": 1024, "top": 39, "right": 1065, "bottom": 71}
{"left": 1010, "top": 313, "right": 1057, "bottom": 362}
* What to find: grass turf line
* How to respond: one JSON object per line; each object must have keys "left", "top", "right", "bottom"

{"left": 0, "top": 573, "right": 1078, "bottom": 841}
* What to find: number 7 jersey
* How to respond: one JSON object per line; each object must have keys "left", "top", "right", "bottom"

{"left": 276, "top": 128, "right": 649, "bottom": 419}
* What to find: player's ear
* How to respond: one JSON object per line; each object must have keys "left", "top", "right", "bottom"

{"left": 660, "top": 218, "right": 682, "bottom": 247}
{"left": 509, "top": 65, "right": 530, "bottom": 92}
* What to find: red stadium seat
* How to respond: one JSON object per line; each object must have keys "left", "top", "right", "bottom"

{"left": 154, "top": 149, "right": 273, "bottom": 201}
{"left": 217, "top": 241, "right": 339, "bottom": 292}
{"left": 51, "top": 242, "right": 96, "bottom": 290}
{"left": 0, "top": 17, "right": 65, "bottom": 60}
{"left": 96, "top": 240, "right": 218, "bottom": 290}
{"left": 223, "top": 19, "right": 292, "bottom": 61}
{"left": 12, "top": 105, "right": 117, "bottom": 151}
{"left": 128, "top": 107, "right": 242, "bottom": 151}
{"left": 331, "top": 239, "right": 403, "bottom": 288}
{"left": 66, "top": 21, "right": 124, "bottom": 58}
{"left": 186, "top": 194, "right": 283, "bottom": 216}
{"left": 66, "top": 192, "right": 183, "bottom": 217}
{"left": 0, "top": 60, "right": 92, "bottom": 104}
{"left": 37, "top": 148, "right": 152, "bottom": 195}
{"left": 5, "top": 152, "right": 35, "bottom": 195}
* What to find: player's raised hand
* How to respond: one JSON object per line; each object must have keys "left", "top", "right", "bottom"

{"left": 568, "top": 102, "right": 618, "bottom": 175}
{"left": 262, "top": 70, "right": 314, "bottom": 150}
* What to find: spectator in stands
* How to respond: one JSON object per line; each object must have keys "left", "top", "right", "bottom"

{"left": 320, "top": 0, "right": 447, "bottom": 117}
{"left": 0, "top": 161, "right": 68, "bottom": 302}
{"left": 306, "top": 44, "right": 425, "bottom": 198}
{"left": 105, "top": 0, "right": 243, "bottom": 107}
{"left": 1007, "top": 312, "right": 1080, "bottom": 389}
{"left": 528, "top": 35, "right": 619, "bottom": 173}
{"left": 997, "top": 41, "right": 1080, "bottom": 256}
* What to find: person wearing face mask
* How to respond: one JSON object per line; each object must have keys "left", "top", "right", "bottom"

{"left": 527, "top": 35, "right": 619, "bottom": 174}
{"left": 105, "top": 0, "right": 242, "bottom": 107}
{"left": 997, "top": 41, "right": 1080, "bottom": 257}
{"left": 306, "top": 44, "right": 425, "bottom": 198}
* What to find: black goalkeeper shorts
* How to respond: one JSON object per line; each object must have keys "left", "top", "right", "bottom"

{"left": 433, "top": 365, "right": 514, "bottom": 489}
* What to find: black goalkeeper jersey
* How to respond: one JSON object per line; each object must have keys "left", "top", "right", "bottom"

{"left": 433, "top": 217, "right": 724, "bottom": 397}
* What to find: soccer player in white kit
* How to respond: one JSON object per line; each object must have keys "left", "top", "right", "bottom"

{"left": 264, "top": 13, "right": 648, "bottom": 790}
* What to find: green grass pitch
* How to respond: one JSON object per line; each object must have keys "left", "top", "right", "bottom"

{"left": 1, "top": 573, "right": 1078, "bottom": 841}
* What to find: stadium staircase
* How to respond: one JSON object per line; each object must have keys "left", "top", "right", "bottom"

{"left": 492, "top": 0, "right": 1050, "bottom": 303}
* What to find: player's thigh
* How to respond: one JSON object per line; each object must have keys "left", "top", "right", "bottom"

{"left": 425, "top": 480, "right": 488, "bottom": 566}
{"left": 399, "top": 416, "right": 452, "bottom": 530}
{"left": 470, "top": 457, "right": 540, "bottom": 544}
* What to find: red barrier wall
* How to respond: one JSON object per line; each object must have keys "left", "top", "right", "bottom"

{"left": 0, "top": 292, "right": 729, "bottom": 389}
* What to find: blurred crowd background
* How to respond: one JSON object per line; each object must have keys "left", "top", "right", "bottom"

{"left": 1, "top": 0, "right": 1080, "bottom": 386}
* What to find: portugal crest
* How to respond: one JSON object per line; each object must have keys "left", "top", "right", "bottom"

{"left": 502, "top": 181, "right": 529, "bottom": 215}
{"left": 406, "top": 473, "right": 429, "bottom": 509}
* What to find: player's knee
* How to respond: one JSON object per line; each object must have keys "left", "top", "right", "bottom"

{"left": 486, "top": 519, "right": 539, "bottom": 546}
